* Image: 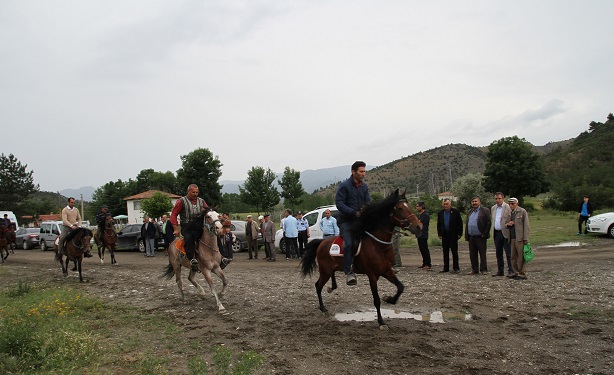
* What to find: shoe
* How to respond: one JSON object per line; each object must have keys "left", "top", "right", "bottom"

{"left": 268, "top": 258, "right": 276, "bottom": 262}
{"left": 439, "top": 270, "right": 449, "bottom": 273}
{"left": 453, "top": 269, "right": 460, "bottom": 274}
{"left": 346, "top": 273, "right": 357, "bottom": 286}
{"left": 507, "top": 273, "right": 518, "bottom": 279}
{"left": 466, "top": 271, "right": 478, "bottom": 275}
{"left": 190, "top": 259, "right": 199, "bottom": 272}
{"left": 84, "top": 251, "right": 93, "bottom": 258}
{"left": 423, "top": 266, "right": 431, "bottom": 271}
{"left": 417, "top": 265, "right": 425, "bottom": 269}
{"left": 481, "top": 272, "right": 489, "bottom": 275}
{"left": 514, "top": 275, "right": 528, "bottom": 280}
{"left": 576, "top": 232, "right": 581, "bottom": 235}
{"left": 492, "top": 272, "right": 504, "bottom": 277}
{"left": 286, "top": 257, "right": 290, "bottom": 260}
{"left": 222, "top": 257, "right": 232, "bottom": 266}
{"left": 248, "top": 257, "right": 253, "bottom": 260}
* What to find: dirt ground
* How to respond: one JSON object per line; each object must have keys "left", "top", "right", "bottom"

{"left": 1, "top": 239, "right": 613, "bottom": 375}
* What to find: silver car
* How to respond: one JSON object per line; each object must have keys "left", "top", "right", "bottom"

{"left": 15, "top": 228, "right": 40, "bottom": 250}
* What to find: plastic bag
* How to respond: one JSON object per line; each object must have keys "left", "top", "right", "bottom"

{"left": 523, "top": 243, "right": 534, "bottom": 263}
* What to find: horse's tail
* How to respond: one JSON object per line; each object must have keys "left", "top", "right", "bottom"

{"left": 161, "top": 263, "right": 175, "bottom": 280}
{"left": 300, "top": 239, "right": 322, "bottom": 278}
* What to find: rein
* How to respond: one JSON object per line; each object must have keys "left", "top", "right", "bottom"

{"left": 364, "top": 231, "right": 393, "bottom": 245}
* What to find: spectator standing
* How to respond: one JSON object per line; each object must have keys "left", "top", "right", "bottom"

{"left": 415, "top": 202, "right": 431, "bottom": 270}
{"left": 577, "top": 195, "right": 593, "bottom": 235}
{"left": 218, "top": 220, "right": 233, "bottom": 268}
{"left": 296, "top": 211, "right": 310, "bottom": 259}
{"left": 506, "top": 198, "right": 530, "bottom": 279}
{"left": 263, "top": 214, "right": 276, "bottom": 261}
{"left": 392, "top": 227, "right": 402, "bottom": 268}
{"left": 245, "top": 215, "right": 260, "bottom": 260}
{"left": 436, "top": 198, "right": 463, "bottom": 273}
{"left": 161, "top": 214, "right": 174, "bottom": 252}
{"left": 258, "top": 215, "right": 268, "bottom": 260}
{"left": 320, "top": 209, "right": 339, "bottom": 238}
{"left": 491, "top": 192, "right": 514, "bottom": 277}
{"left": 335, "top": 161, "right": 371, "bottom": 285}
{"left": 283, "top": 209, "right": 299, "bottom": 260}
{"left": 465, "top": 197, "right": 491, "bottom": 275}
{"left": 141, "top": 216, "right": 157, "bottom": 257}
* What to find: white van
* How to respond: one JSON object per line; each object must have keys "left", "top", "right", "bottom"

{"left": 275, "top": 205, "right": 340, "bottom": 251}
{"left": 0, "top": 210, "right": 19, "bottom": 230}
{"left": 39, "top": 221, "right": 63, "bottom": 251}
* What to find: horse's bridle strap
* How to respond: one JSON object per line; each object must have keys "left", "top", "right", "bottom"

{"left": 364, "top": 231, "right": 393, "bottom": 245}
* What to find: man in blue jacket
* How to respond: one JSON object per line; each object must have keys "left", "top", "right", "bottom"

{"left": 335, "top": 161, "right": 371, "bottom": 286}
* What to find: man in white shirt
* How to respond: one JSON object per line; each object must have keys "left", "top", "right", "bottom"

{"left": 490, "top": 192, "right": 513, "bottom": 277}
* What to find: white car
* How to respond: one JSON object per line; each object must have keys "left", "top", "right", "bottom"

{"left": 275, "top": 205, "right": 340, "bottom": 251}
{"left": 586, "top": 212, "right": 614, "bottom": 238}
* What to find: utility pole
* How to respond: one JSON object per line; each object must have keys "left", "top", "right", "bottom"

{"left": 80, "top": 194, "right": 84, "bottom": 221}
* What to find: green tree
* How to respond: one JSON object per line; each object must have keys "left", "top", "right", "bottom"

{"left": 91, "top": 179, "right": 135, "bottom": 216}
{"left": 219, "top": 193, "right": 255, "bottom": 214}
{"left": 451, "top": 173, "right": 490, "bottom": 212}
{"left": 278, "top": 167, "right": 305, "bottom": 210}
{"left": 239, "top": 167, "right": 280, "bottom": 213}
{"left": 0, "top": 153, "right": 39, "bottom": 216}
{"left": 176, "top": 148, "right": 223, "bottom": 204}
{"left": 483, "top": 136, "right": 550, "bottom": 203}
{"left": 140, "top": 192, "right": 174, "bottom": 219}
{"left": 135, "top": 169, "right": 177, "bottom": 194}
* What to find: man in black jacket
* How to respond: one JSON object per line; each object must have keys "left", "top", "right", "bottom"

{"left": 577, "top": 195, "right": 594, "bottom": 235}
{"left": 437, "top": 198, "right": 463, "bottom": 273}
{"left": 465, "top": 197, "right": 492, "bottom": 275}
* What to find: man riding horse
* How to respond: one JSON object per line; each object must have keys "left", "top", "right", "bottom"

{"left": 95, "top": 205, "right": 112, "bottom": 242}
{"left": 57, "top": 197, "right": 93, "bottom": 259}
{"left": 170, "top": 184, "right": 209, "bottom": 271}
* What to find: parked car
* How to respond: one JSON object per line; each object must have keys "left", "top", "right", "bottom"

{"left": 115, "top": 223, "right": 165, "bottom": 252}
{"left": 230, "top": 220, "right": 264, "bottom": 253}
{"left": 39, "top": 221, "right": 62, "bottom": 251}
{"left": 275, "top": 205, "right": 340, "bottom": 252}
{"left": 586, "top": 212, "right": 614, "bottom": 238}
{"left": 15, "top": 228, "right": 40, "bottom": 250}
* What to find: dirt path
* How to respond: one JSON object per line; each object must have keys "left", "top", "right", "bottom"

{"left": 2, "top": 241, "right": 613, "bottom": 374}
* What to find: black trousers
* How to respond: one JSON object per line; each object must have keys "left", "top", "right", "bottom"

{"left": 297, "top": 231, "right": 308, "bottom": 257}
{"left": 418, "top": 238, "right": 431, "bottom": 267}
{"left": 441, "top": 234, "right": 459, "bottom": 271}
{"left": 468, "top": 235, "right": 488, "bottom": 273}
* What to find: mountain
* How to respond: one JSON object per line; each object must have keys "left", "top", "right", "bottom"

{"left": 59, "top": 186, "right": 96, "bottom": 202}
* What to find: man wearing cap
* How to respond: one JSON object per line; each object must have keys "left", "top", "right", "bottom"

{"left": 263, "top": 214, "right": 276, "bottom": 261}
{"left": 170, "top": 184, "right": 208, "bottom": 271}
{"left": 336, "top": 161, "right": 371, "bottom": 285}
{"left": 505, "top": 198, "right": 530, "bottom": 280}
{"left": 95, "top": 205, "right": 112, "bottom": 243}
{"left": 296, "top": 211, "right": 310, "bottom": 259}
{"left": 245, "top": 215, "right": 260, "bottom": 260}
{"left": 464, "top": 196, "right": 491, "bottom": 275}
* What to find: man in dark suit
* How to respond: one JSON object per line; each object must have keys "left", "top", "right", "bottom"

{"left": 437, "top": 198, "right": 464, "bottom": 273}
{"left": 161, "top": 214, "right": 174, "bottom": 252}
{"left": 141, "top": 216, "right": 158, "bottom": 257}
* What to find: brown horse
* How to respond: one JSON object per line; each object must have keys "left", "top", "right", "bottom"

{"left": 162, "top": 208, "right": 228, "bottom": 311}
{"left": 0, "top": 224, "right": 9, "bottom": 263}
{"left": 55, "top": 227, "right": 94, "bottom": 282}
{"left": 300, "top": 189, "right": 422, "bottom": 328}
{"left": 95, "top": 215, "right": 118, "bottom": 265}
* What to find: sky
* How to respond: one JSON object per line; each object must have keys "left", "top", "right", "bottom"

{"left": 1, "top": 0, "right": 613, "bottom": 193}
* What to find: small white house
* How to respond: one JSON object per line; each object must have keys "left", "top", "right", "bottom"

{"left": 123, "top": 190, "right": 181, "bottom": 224}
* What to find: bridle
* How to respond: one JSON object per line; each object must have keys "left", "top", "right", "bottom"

{"left": 390, "top": 199, "right": 416, "bottom": 229}
{"left": 200, "top": 211, "right": 221, "bottom": 251}
{"left": 71, "top": 230, "right": 92, "bottom": 250}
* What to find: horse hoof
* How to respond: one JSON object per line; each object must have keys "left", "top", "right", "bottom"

{"left": 326, "top": 287, "right": 333, "bottom": 293}
{"left": 379, "top": 324, "right": 389, "bottom": 331}
{"left": 218, "top": 306, "right": 226, "bottom": 313}
{"left": 100, "top": 259, "right": 104, "bottom": 264}
{"left": 382, "top": 296, "right": 396, "bottom": 304}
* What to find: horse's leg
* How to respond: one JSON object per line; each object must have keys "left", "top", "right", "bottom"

{"left": 210, "top": 265, "right": 228, "bottom": 297}
{"left": 110, "top": 245, "right": 117, "bottom": 265}
{"left": 77, "top": 257, "right": 84, "bottom": 282}
{"left": 98, "top": 243, "right": 104, "bottom": 263}
{"left": 202, "top": 268, "right": 225, "bottom": 312}
{"left": 63, "top": 257, "right": 69, "bottom": 277}
{"left": 187, "top": 269, "right": 208, "bottom": 297}
{"left": 367, "top": 274, "right": 388, "bottom": 329}
{"left": 326, "top": 273, "right": 338, "bottom": 293}
{"left": 381, "top": 268, "right": 405, "bottom": 305}
{"left": 175, "top": 266, "right": 185, "bottom": 301}
{"left": 315, "top": 268, "right": 333, "bottom": 313}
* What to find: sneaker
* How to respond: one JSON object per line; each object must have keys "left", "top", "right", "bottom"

{"left": 190, "top": 259, "right": 199, "bottom": 272}
{"left": 346, "top": 273, "right": 357, "bottom": 286}
{"left": 576, "top": 232, "right": 581, "bottom": 235}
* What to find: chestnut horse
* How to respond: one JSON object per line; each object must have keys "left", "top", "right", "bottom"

{"left": 300, "top": 189, "right": 422, "bottom": 328}
{"left": 0, "top": 224, "right": 9, "bottom": 263}
{"left": 162, "top": 208, "right": 228, "bottom": 312}
{"left": 95, "top": 215, "right": 118, "bottom": 265}
{"left": 55, "top": 227, "right": 94, "bottom": 282}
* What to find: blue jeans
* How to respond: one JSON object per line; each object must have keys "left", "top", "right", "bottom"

{"left": 493, "top": 230, "right": 513, "bottom": 274}
{"left": 340, "top": 222, "right": 354, "bottom": 274}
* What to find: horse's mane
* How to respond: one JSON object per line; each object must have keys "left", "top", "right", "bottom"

{"left": 64, "top": 227, "right": 93, "bottom": 242}
{"left": 352, "top": 189, "right": 400, "bottom": 234}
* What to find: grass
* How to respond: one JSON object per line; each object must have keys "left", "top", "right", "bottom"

{"left": 0, "top": 281, "right": 264, "bottom": 375}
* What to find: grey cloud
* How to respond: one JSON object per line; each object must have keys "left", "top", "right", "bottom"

{"left": 517, "top": 99, "right": 567, "bottom": 122}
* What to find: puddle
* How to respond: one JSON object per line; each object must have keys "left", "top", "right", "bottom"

{"left": 543, "top": 241, "right": 582, "bottom": 248}
{"left": 335, "top": 308, "right": 471, "bottom": 323}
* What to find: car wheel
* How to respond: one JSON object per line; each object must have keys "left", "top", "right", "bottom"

{"left": 138, "top": 240, "right": 146, "bottom": 252}
{"left": 608, "top": 224, "right": 614, "bottom": 239}
{"left": 22, "top": 240, "right": 29, "bottom": 250}
{"left": 40, "top": 240, "right": 47, "bottom": 251}
{"left": 232, "top": 240, "right": 242, "bottom": 253}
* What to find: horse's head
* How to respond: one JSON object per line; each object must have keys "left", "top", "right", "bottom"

{"left": 391, "top": 190, "right": 423, "bottom": 237}
{"left": 204, "top": 208, "right": 223, "bottom": 235}
{"left": 105, "top": 215, "right": 115, "bottom": 228}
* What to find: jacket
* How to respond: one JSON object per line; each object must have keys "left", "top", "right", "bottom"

{"left": 245, "top": 220, "right": 260, "bottom": 240}
{"left": 465, "top": 206, "right": 491, "bottom": 240}
{"left": 263, "top": 220, "right": 275, "bottom": 242}
{"left": 578, "top": 202, "right": 594, "bottom": 216}
{"left": 335, "top": 176, "right": 371, "bottom": 225}
{"left": 491, "top": 202, "right": 512, "bottom": 239}
{"left": 416, "top": 211, "right": 430, "bottom": 239}
{"left": 506, "top": 206, "right": 530, "bottom": 242}
{"left": 437, "top": 208, "right": 463, "bottom": 239}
